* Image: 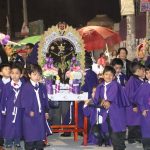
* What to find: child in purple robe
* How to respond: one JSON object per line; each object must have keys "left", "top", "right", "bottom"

{"left": 125, "top": 62, "right": 145, "bottom": 143}
{"left": 21, "top": 64, "right": 51, "bottom": 150}
{"left": 0, "top": 63, "right": 11, "bottom": 149}
{"left": 94, "top": 66, "right": 130, "bottom": 150}
{"left": 111, "top": 58, "right": 127, "bottom": 86}
{"left": 134, "top": 65, "right": 150, "bottom": 150}
{"left": 1, "top": 64, "right": 23, "bottom": 149}
{"left": 83, "top": 86, "right": 110, "bottom": 146}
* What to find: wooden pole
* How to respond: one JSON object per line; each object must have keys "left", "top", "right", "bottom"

{"left": 146, "top": 11, "right": 150, "bottom": 39}
{"left": 23, "top": 0, "right": 28, "bottom": 25}
{"left": 7, "top": 0, "right": 11, "bottom": 36}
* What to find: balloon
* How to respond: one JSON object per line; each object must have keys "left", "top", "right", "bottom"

{"left": 5, "top": 35, "right": 10, "bottom": 40}
{"left": 1, "top": 39, "right": 8, "bottom": 45}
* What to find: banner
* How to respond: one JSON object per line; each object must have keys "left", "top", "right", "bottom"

{"left": 29, "top": 20, "right": 44, "bottom": 36}
{"left": 121, "top": 0, "right": 135, "bottom": 15}
{"left": 140, "top": 0, "right": 150, "bottom": 12}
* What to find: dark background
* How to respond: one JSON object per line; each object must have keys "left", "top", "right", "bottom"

{"left": 0, "top": 0, "right": 121, "bottom": 34}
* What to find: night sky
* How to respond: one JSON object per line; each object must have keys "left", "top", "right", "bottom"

{"left": 0, "top": 0, "right": 121, "bottom": 33}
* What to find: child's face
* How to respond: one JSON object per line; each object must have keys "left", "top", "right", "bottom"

{"left": 1, "top": 67, "right": 11, "bottom": 78}
{"left": 29, "top": 71, "right": 41, "bottom": 83}
{"left": 91, "top": 88, "right": 96, "bottom": 99}
{"left": 10, "top": 68, "right": 22, "bottom": 82}
{"left": 137, "top": 68, "right": 145, "bottom": 79}
{"left": 146, "top": 70, "right": 150, "bottom": 80}
{"left": 103, "top": 71, "right": 114, "bottom": 83}
{"left": 114, "top": 64, "right": 122, "bottom": 75}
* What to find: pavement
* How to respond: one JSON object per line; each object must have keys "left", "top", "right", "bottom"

{"left": 44, "top": 133, "right": 144, "bottom": 150}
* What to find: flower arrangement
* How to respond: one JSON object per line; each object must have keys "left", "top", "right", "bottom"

{"left": 42, "top": 57, "right": 58, "bottom": 80}
{"left": 66, "top": 56, "right": 83, "bottom": 94}
{"left": 66, "top": 56, "right": 83, "bottom": 81}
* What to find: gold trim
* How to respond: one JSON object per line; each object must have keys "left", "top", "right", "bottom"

{"left": 38, "top": 23, "right": 85, "bottom": 84}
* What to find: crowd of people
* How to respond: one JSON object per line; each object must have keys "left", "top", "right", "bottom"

{"left": 0, "top": 42, "right": 150, "bottom": 150}
{"left": 81, "top": 47, "right": 150, "bottom": 150}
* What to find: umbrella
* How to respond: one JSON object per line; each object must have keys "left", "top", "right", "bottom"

{"left": 78, "top": 26, "right": 121, "bottom": 51}
{"left": 18, "top": 35, "right": 41, "bottom": 45}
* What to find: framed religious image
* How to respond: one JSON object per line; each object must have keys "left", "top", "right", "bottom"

{"left": 38, "top": 22, "right": 85, "bottom": 84}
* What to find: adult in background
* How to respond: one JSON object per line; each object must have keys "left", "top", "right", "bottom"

{"left": 117, "top": 47, "right": 132, "bottom": 79}
{"left": 25, "top": 43, "right": 38, "bottom": 65}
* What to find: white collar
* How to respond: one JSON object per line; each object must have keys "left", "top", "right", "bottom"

{"left": 116, "top": 73, "right": 122, "bottom": 76}
{"left": 2, "top": 77, "right": 10, "bottom": 84}
{"left": 30, "top": 79, "right": 39, "bottom": 87}
{"left": 104, "top": 81, "right": 111, "bottom": 86}
{"left": 139, "top": 78, "right": 144, "bottom": 81}
{"left": 11, "top": 80, "right": 22, "bottom": 89}
{"left": 148, "top": 80, "right": 150, "bottom": 84}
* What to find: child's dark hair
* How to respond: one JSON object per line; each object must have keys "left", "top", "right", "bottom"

{"left": 130, "top": 62, "right": 145, "bottom": 74}
{"left": 145, "top": 64, "right": 150, "bottom": 72}
{"left": 111, "top": 58, "right": 123, "bottom": 67}
{"left": 11, "top": 63, "right": 22, "bottom": 74}
{"left": 103, "top": 66, "right": 116, "bottom": 76}
{"left": 27, "top": 64, "right": 42, "bottom": 75}
{"left": 117, "top": 47, "right": 128, "bottom": 55}
{"left": 0, "top": 63, "right": 10, "bottom": 72}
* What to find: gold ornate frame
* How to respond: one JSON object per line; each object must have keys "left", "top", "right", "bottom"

{"left": 38, "top": 23, "right": 85, "bottom": 84}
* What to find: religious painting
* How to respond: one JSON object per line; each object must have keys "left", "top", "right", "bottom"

{"left": 38, "top": 22, "right": 85, "bottom": 83}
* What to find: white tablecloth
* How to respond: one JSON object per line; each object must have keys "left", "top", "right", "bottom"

{"left": 48, "top": 90, "right": 88, "bottom": 101}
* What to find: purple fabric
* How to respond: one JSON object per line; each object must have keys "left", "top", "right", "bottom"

{"left": 116, "top": 72, "right": 128, "bottom": 87}
{"left": 125, "top": 75, "right": 144, "bottom": 126}
{"left": 45, "top": 79, "right": 53, "bottom": 94}
{"left": 21, "top": 81, "right": 50, "bottom": 142}
{"left": 26, "top": 43, "right": 38, "bottom": 65}
{"left": 1, "top": 82, "right": 23, "bottom": 139}
{"left": 0, "top": 79, "right": 5, "bottom": 137}
{"left": 81, "top": 69, "right": 98, "bottom": 99}
{"left": 94, "top": 81, "right": 128, "bottom": 132}
{"left": 134, "top": 82, "right": 150, "bottom": 138}
{"left": 83, "top": 104, "right": 109, "bottom": 145}
{"left": 73, "top": 80, "right": 80, "bottom": 94}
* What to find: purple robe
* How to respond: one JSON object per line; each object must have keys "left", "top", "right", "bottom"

{"left": 125, "top": 75, "right": 144, "bottom": 126}
{"left": 26, "top": 43, "right": 38, "bottom": 65}
{"left": 0, "top": 79, "right": 5, "bottom": 137}
{"left": 83, "top": 104, "right": 109, "bottom": 145}
{"left": 116, "top": 72, "right": 127, "bottom": 86}
{"left": 81, "top": 69, "right": 98, "bottom": 99}
{"left": 1, "top": 82, "right": 23, "bottom": 139}
{"left": 134, "top": 82, "right": 150, "bottom": 138}
{"left": 94, "top": 80, "right": 129, "bottom": 132}
{"left": 21, "top": 81, "right": 50, "bottom": 142}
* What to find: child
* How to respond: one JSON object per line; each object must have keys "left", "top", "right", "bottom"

{"left": 1, "top": 64, "right": 23, "bottom": 149}
{"left": 134, "top": 65, "right": 150, "bottom": 150}
{"left": 21, "top": 64, "right": 50, "bottom": 150}
{"left": 83, "top": 86, "right": 110, "bottom": 146}
{"left": 111, "top": 58, "right": 128, "bottom": 86}
{"left": 94, "top": 66, "right": 130, "bottom": 150}
{"left": 0, "top": 63, "right": 11, "bottom": 149}
{"left": 125, "top": 62, "right": 145, "bottom": 143}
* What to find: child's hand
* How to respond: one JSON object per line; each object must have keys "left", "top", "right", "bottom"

{"left": 103, "top": 101, "right": 111, "bottom": 109}
{"left": 45, "top": 113, "right": 49, "bottom": 120}
{"left": 142, "top": 110, "right": 149, "bottom": 117}
{"left": 84, "top": 100, "right": 90, "bottom": 105}
{"left": 133, "top": 107, "right": 138, "bottom": 113}
{"left": 30, "top": 111, "right": 34, "bottom": 117}
{"left": 100, "top": 99, "right": 105, "bottom": 106}
{"left": 101, "top": 100, "right": 111, "bottom": 109}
